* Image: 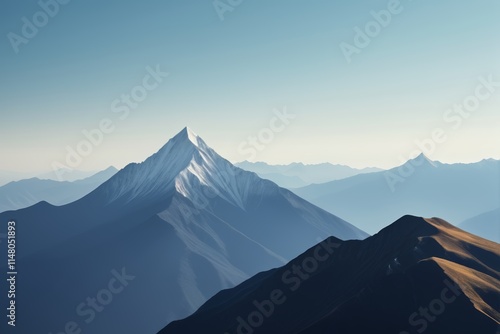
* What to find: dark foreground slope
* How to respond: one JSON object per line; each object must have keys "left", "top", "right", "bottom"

{"left": 161, "top": 215, "right": 500, "bottom": 334}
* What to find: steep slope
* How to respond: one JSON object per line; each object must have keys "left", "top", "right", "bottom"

{"left": 236, "top": 161, "right": 381, "bottom": 188}
{"left": 161, "top": 216, "right": 500, "bottom": 334}
{"left": 294, "top": 154, "right": 500, "bottom": 235}
{"left": 0, "top": 166, "right": 117, "bottom": 212}
{"left": 0, "top": 127, "right": 367, "bottom": 334}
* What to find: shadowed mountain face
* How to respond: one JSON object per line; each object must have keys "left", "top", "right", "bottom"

{"left": 0, "top": 166, "right": 118, "bottom": 212}
{"left": 161, "top": 216, "right": 500, "bottom": 334}
{"left": 294, "top": 155, "right": 500, "bottom": 236}
{"left": 0, "top": 128, "right": 367, "bottom": 334}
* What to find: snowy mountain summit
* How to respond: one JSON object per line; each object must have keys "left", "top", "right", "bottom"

{"left": 98, "top": 127, "right": 263, "bottom": 210}
{"left": 173, "top": 127, "right": 254, "bottom": 210}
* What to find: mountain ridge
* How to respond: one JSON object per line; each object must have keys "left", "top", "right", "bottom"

{"left": 0, "top": 166, "right": 118, "bottom": 212}
{"left": 235, "top": 160, "right": 382, "bottom": 188}
{"left": 294, "top": 157, "right": 500, "bottom": 236}
{"left": 160, "top": 215, "right": 500, "bottom": 334}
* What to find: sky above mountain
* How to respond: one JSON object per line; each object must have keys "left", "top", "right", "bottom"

{"left": 1, "top": 0, "right": 499, "bottom": 173}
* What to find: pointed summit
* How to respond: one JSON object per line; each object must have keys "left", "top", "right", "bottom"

{"left": 172, "top": 126, "right": 200, "bottom": 147}
{"left": 404, "top": 153, "right": 438, "bottom": 168}
{"left": 182, "top": 126, "right": 199, "bottom": 143}
{"left": 415, "top": 152, "right": 433, "bottom": 162}
{"left": 93, "top": 127, "right": 211, "bottom": 203}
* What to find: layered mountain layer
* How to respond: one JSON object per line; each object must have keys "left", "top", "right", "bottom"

{"left": 162, "top": 215, "right": 499, "bottom": 334}
{"left": 295, "top": 155, "right": 500, "bottom": 237}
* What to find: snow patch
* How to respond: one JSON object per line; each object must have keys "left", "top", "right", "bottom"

{"left": 185, "top": 127, "right": 199, "bottom": 146}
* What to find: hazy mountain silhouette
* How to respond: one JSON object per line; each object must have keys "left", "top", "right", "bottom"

{"left": 294, "top": 154, "right": 500, "bottom": 237}
{"left": 460, "top": 207, "right": 500, "bottom": 243}
{"left": 0, "top": 168, "right": 111, "bottom": 186}
{"left": 37, "top": 168, "right": 109, "bottom": 182}
{"left": 0, "top": 127, "right": 367, "bottom": 334}
{"left": 236, "top": 161, "right": 381, "bottom": 188}
{"left": 161, "top": 215, "right": 500, "bottom": 334}
{"left": 0, "top": 166, "right": 117, "bottom": 212}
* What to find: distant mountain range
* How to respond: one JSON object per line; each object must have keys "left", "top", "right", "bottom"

{"left": 0, "top": 166, "right": 118, "bottom": 212}
{"left": 294, "top": 154, "right": 500, "bottom": 240}
{"left": 460, "top": 207, "right": 500, "bottom": 243}
{"left": 235, "top": 161, "right": 382, "bottom": 188}
{"left": 161, "top": 215, "right": 500, "bottom": 334}
{"left": 0, "top": 128, "right": 366, "bottom": 334}
{"left": 0, "top": 168, "right": 109, "bottom": 186}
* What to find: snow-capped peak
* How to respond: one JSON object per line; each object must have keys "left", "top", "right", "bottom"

{"left": 175, "top": 126, "right": 200, "bottom": 147}
{"left": 98, "top": 127, "right": 262, "bottom": 210}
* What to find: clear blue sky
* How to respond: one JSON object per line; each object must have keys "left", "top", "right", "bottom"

{"left": 1, "top": 0, "right": 499, "bottom": 173}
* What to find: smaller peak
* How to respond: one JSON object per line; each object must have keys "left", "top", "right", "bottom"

{"left": 406, "top": 153, "right": 437, "bottom": 168}
{"left": 377, "top": 215, "right": 440, "bottom": 237}
{"left": 102, "top": 166, "right": 118, "bottom": 173}
{"left": 414, "top": 152, "right": 430, "bottom": 161}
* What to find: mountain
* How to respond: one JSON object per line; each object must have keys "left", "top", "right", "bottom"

{"left": 37, "top": 168, "right": 107, "bottom": 182}
{"left": 294, "top": 154, "right": 500, "bottom": 236}
{"left": 460, "top": 208, "right": 500, "bottom": 243}
{"left": 235, "top": 161, "right": 382, "bottom": 188}
{"left": 160, "top": 215, "right": 500, "bottom": 334}
{"left": 0, "top": 170, "right": 31, "bottom": 187}
{"left": 0, "top": 127, "right": 367, "bottom": 334}
{"left": 0, "top": 166, "right": 118, "bottom": 212}
{"left": 0, "top": 168, "right": 109, "bottom": 186}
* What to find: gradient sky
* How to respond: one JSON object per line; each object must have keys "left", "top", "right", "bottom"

{"left": 1, "top": 0, "right": 499, "bottom": 175}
